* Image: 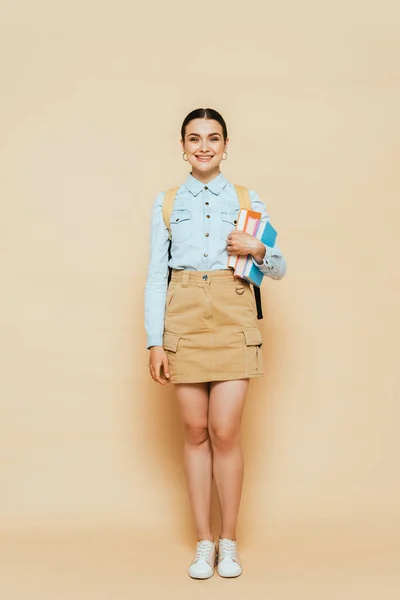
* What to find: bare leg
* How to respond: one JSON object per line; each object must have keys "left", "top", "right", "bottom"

{"left": 208, "top": 379, "right": 249, "bottom": 541}
{"left": 175, "top": 383, "right": 213, "bottom": 542}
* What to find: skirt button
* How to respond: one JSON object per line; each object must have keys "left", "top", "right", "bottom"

{"left": 202, "top": 274, "right": 208, "bottom": 281}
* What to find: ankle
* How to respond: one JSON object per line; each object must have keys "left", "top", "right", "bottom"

{"left": 219, "top": 534, "right": 236, "bottom": 541}
{"left": 198, "top": 533, "right": 214, "bottom": 542}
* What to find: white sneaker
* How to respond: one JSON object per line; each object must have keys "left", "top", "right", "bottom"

{"left": 188, "top": 540, "right": 217, "bottom": 579}
{"left": 217, "top": 538, "right": 243, "bottom": 578}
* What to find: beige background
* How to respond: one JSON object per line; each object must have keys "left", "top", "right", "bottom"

{"left": 1, "top": 0, "right": 399, "bottom": 598}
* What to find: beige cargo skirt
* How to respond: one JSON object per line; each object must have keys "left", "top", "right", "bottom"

{"left": 162, "top": 269, "right": 264, "bottom": 384}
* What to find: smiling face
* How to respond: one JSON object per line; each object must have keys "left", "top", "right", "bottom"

{"left": 181, "top": 118, "right": 229, "bottom": 181}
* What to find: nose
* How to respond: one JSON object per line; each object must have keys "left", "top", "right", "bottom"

{"left": 200, "top": 140, "right": 209, "bottom": 152}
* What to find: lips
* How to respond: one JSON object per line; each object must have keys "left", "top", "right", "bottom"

{"left": 195, "top": 155, "right": 214, "bottom": 162}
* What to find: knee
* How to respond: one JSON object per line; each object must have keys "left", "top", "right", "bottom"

{"left": 184, "top": 424, "right": 209, "bottom": 446}
{"left": 209, "top": 427, "right": 239, "bottom": 452}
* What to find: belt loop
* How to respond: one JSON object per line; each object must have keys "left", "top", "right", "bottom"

{"left": 181, "top": 271, "right": 190, "bottom": 287}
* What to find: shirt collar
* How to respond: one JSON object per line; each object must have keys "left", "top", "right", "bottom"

{"left": 183, "top": 171, "right": 229, "bottom": 197}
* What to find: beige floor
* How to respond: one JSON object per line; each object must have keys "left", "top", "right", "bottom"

{"left": 1, "top": 525, "right": 399, "bottom": 600}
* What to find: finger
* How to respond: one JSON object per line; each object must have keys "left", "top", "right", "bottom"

{"left": 150, "top": 361, "right": 158, "bottom": 381}
{"left": 162, "top": 356, "right": 170, "bottom": 380}
{"left": 154, "top": 362, "right": 167, "bottom": 385}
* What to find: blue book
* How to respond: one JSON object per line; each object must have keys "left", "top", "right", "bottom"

{"left": 242, "top": 221, "right": 277, "bottom": 287}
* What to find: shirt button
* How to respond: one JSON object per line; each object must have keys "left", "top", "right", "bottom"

{"left": 205, "top": 201, "right": 209, "bottom": 205}
{"left": 204, "top": 253, "right": 208, "bottom": 257}
{"left": 204, "top": 186, "right": 208, "bottom": 190}
{"left": 206, "top": 215, "right": 210, "bottom": 219}
{"left": 205, "top": 233, "right": 209, "bottom": 237}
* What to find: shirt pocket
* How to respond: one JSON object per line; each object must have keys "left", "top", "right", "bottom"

{"left": 170, "top": 209, "right": 192, "bottom": 243}
{"left": 220, "top": 210, "right": 239, "bottom": 241}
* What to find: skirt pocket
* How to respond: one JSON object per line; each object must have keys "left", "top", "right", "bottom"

{"left": 243, "top": 327, "right": 263, "bottom": 375}
{"left": 163, "top": 332, "right": 180, "bottom": 353}
{"left": 166, "top": 286, "right": 174, "bottom": 307}
{"left": 162, "top": 332, "right": 182, "bottom": 382}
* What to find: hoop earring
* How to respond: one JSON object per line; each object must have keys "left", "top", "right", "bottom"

{"left": 222, "top": 151, "right": 228, "bottom": 160}
{"left": 182, "top": 152, "right": 188, "bottom": 162}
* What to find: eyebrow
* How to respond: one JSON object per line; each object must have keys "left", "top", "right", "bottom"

{"left": 187, "top": 132, "right": 222, "bottom": 137}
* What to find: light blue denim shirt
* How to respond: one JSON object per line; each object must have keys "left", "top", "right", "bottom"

{"left": 144, "top": 171, "right": 286, "bottom": 348}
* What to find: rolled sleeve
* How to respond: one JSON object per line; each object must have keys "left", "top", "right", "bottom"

{"left": 252, "top": 243, "right": 287, "bottom": 280}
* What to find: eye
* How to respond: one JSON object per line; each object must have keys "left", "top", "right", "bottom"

{"left": 211, "top": 137, "right": 220, "bottom": 141}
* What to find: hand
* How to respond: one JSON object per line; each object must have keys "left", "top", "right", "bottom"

{"left": 149, "top": 346, "right": 170, "bottom": 385}
{"left": 226, "top": 230, "right": 266, "bottom": 263}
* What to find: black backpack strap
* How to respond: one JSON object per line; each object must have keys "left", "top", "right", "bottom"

{"left": 254, "top": 285, "right": 263, "bottom": 319}
{"left": 167, "top": 240, "right": 172, "bottom": 285}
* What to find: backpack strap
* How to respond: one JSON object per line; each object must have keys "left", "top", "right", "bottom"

{"left": 162, "top": 186, "right": 180, "bottom": 239}
{"left": 234, "top": 184, "right": 252, "bottom": 210}
{"left": 162, "top": 187, "right": 179, "bottom": 285}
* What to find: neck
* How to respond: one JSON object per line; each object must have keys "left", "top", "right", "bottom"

{"left": 190, "top": 166, "right": 221, "bottom": 184}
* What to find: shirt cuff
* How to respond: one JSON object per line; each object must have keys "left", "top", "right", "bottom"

{"left": 252, "top": 245, "right": 274, "bottom": 268}
{"left": 147, "top": 334, "right": 163, "bottom": 349}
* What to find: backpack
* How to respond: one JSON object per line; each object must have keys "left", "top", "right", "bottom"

{"left": 162, "top": 184, "right": 263, "bottom": 319}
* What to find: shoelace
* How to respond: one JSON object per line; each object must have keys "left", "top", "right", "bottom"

{"left": 218, "top": 538, "right": 237, "bottom": 561}
{"left": 195, "top": 541, "right": 215, "bottom": 561}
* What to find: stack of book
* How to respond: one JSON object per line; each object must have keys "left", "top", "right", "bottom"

{"left": 228, "top": 209, "right": 277, "bottom": 287}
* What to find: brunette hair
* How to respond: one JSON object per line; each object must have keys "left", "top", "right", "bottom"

{"left": 181, "top": 108, "right": 228, "bottom": 141}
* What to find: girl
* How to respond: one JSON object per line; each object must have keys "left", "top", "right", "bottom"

{"left": 144, "top": 108, "right": 286, "bottom": 579}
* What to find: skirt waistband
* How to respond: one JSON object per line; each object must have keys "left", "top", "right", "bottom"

{"left": 170, "top": 269, "right": 246, "bottom": 285}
